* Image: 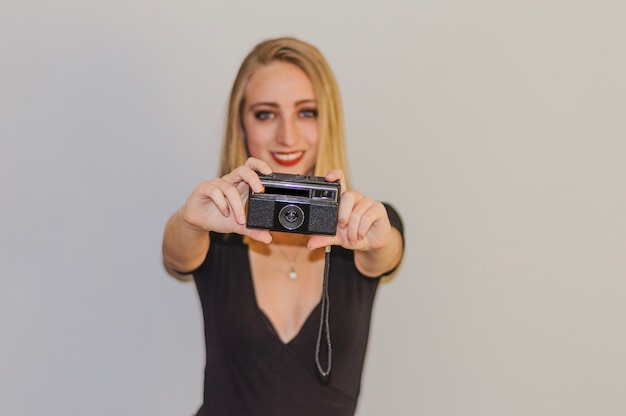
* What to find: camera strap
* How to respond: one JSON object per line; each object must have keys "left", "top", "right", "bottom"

{"left": 315, "top": 245, "right": 332, "bottom": 383}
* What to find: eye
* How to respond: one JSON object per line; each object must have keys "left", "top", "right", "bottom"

{"left": 254, "top": 111, "right": 274, "bottom": 121}
{"left": 299, "top": 108, "right": 318, "bottom": 119}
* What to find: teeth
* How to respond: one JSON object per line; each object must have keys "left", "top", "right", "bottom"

{"left": 273, "top": 152, "right": 303, "bottom": 161}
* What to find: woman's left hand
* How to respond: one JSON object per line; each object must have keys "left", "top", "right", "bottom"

{"left": 307, "top": 169, "right": 392, "bottom": 252}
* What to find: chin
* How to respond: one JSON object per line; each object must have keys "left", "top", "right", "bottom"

{"left": 270, "top": 163, "right": 315, "bottom": 176}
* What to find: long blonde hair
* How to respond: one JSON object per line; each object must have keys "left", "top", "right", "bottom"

{"left": 218, "top": 37, "right": 350, "bottom": 187}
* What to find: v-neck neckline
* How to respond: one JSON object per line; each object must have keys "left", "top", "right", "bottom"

{"left": 244, "top": 246, "right": 322, "bottom": 346}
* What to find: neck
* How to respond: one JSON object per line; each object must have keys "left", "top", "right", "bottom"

{"left": 271, "top": 232, "right": 308, "bottom": 248}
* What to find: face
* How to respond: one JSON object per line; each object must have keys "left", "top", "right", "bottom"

{"left": 242, "top": 61, "right": 319, "bottom": 175}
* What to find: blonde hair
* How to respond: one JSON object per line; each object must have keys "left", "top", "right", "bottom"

{"left": 218, "top": 37, "right": 350, "bottom": 187}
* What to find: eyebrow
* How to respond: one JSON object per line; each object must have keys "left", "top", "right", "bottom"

{"left": 248, "top": 99, "right": 317, "bottom": 109}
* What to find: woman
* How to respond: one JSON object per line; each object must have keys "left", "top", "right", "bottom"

{"left": 162, "top": 37, "right": 404, "bottom": 416}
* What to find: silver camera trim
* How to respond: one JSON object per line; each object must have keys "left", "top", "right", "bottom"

{"left": 278, "top": 204, "right": 305, "bottom": 230}
{"left": 246, "top": 172, "right": 340, "bottom": 235}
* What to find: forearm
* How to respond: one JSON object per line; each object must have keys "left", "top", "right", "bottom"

{"left": 162, "top": 207, "right": 210, "bottom": 276}
{"left": 354, "top": 227, "right": 404, "bottom": 278}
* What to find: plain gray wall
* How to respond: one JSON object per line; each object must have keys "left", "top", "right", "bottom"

{"left": 2, "top": 1, "right": 625, "bottom": 415}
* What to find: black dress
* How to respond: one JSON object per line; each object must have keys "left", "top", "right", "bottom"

{"left": 192, "top": 204, "right": 403, "bottom": 416}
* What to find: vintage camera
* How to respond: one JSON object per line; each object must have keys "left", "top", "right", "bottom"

{"left": 246, "top": 172, "right": 341, "bottom": 235}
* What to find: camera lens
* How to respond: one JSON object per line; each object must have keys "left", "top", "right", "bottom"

{"left": 278, "top": 204, "right": 305, "bottom": 230}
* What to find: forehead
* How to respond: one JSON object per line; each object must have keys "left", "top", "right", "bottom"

{"left": 244, "top": 61, "right": 316, "bottom": 103}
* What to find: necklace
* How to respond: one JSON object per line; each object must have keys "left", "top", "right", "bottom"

{"left": 273, "top": 238, "right": 306, "bottom": 279}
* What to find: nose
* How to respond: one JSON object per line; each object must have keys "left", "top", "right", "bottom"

{"left": 277, "top": 117, "right": 299, "bottom": 146}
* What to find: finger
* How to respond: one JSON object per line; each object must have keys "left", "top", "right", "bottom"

{"left": 190, "top": 180, "right": 231, "bottom": 217}
{"left": 222, "top": 168, "right": 260, "bottom": 193}
{"left": 210, "top": 178, "right": 249, "bottom": 224}
{"left": 245, "top": 157, "right": 273, "bottom": 175}
{"left": 307, "top": 234, "right": 341, "bottom": 251}
{"left": 355, "top": 199, "right": 380, "bottom": 240}
{"left": 344, "top": 194, "right": 373, "bottom": 244}
{"left": 224, "top": 164, "right": 270, "bottom": 196}
{"left": 238, "top": 226, "right": 273, "bottom": 245}
{"left": 336, "top": 191, "right": 358, "bottom": 230}
{"left": 324, "top": 169, "right": 347, "bottom": 194}
{"left": 346, "top": 209, "right": 361, "bottom": 245}
{"left": 203, "top": 183, "right": 231, "bottom": 217}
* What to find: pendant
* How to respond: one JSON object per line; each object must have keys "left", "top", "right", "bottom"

{"left": 289, "top": 268, "right": 297, "bottom": 279}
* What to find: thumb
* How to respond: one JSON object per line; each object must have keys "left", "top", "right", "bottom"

{"left": 238, "top": 226, "right": 272, "bottom": 245}
{"left": 307, "top": 234, "right": 340, "bottom": 251}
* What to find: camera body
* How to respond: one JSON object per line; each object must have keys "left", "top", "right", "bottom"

{"left": 246, "top": 172, "right": 341, "bottom": 235}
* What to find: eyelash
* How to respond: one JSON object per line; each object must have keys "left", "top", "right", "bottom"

{"left": 300, "top": 109, "right": 318, "bottom": 118}
{"left": 253, "top": 109, "right": 318, "bottom": 121}
{"left": 254, "top": 111, "right": 273, "bottom": 121}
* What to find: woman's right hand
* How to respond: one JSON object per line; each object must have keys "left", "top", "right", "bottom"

{"left": 181, "top": 157, "right": 273, "bottom": 244}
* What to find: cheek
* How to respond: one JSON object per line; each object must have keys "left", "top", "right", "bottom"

{"left": 298, "top": 120, "right": 320, "bottom": 144}
{"left": 243, "top": 119, "right": 272, "bottom": 155}
{"left": 245, "top": 141, "right": 261, "bottom": 159}
{"left": 301, "top": 122, "right": 320, "bottom": 145}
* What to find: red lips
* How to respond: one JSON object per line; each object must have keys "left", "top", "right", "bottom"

{"left": 271, "top": 151, "right": 305, "bottom": 167}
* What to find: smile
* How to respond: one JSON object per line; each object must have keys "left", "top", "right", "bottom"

{"left": 271, "top": 151, "right": 305, "bottom": 166}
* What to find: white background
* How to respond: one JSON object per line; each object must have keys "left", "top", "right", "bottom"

{"left": 2, "top": 1, "right": 625, "bottom": 415}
